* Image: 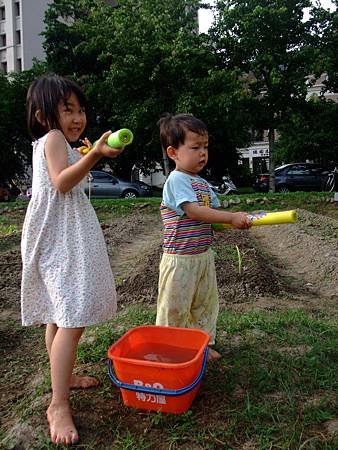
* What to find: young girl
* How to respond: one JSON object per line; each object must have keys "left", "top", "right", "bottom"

{"left": 21, "top": 74, "right": 124, "bottom": 445}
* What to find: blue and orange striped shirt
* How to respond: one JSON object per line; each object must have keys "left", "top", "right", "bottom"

{"left": 161, "top": 171, "right": 220, "bottom": 255}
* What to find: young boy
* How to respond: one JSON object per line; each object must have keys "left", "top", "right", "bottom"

{"left": 156, "top": 113, "right": 251, "bottom": 361}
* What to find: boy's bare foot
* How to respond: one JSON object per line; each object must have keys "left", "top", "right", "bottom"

{"left": 207, "top": 347, "right": 221, "bottom": 361}
{"left": 47, "top": 402, "right": 79, "bottom": 445}
{"left": 70, "top": 374, "right": 99, "bottom": 389}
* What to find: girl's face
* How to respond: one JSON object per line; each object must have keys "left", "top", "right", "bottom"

{"left": 57, "top": 92, "right": 86, "bottom": 143}
{"left": 169, "top": 130, "right": 209, "bottom": 176}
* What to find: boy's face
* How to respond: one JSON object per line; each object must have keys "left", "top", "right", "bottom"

{"left": 167, "top": 130, "right": 209, "bottom": 176}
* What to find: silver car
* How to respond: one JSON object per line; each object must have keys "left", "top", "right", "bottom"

{"left": 84, "top": 171, "right": 153, "bottom": 199}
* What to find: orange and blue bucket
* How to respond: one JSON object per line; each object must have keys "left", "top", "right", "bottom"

{"left": 107, "top": 325, "right": 209, "bottom": 414}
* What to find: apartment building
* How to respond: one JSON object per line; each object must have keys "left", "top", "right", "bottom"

{"left": 0, "top": 0, "right": 121, "bottom": 74}
{"left": 0, "top": 0, "right": 50, "bottom": 73}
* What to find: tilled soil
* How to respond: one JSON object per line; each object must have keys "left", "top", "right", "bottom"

{"left": 0, "top": 205, "right": 338, "bottom": 448}
{"left": 109, "top": 208, "right": 338, "bottom": 311}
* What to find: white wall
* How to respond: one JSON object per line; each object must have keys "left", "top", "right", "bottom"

{"left": 0, "top": 0, "right": 50, "bottom": 72}
{"left": 21, "top": 0, "right": 50, "bottom": 69}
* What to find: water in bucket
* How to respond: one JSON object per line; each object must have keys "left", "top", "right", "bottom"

{"left": 124, "top": 342, "right": 198, "bottom": 364}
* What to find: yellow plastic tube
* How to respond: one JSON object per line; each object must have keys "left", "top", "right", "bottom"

{"left": 212, "top": 210, "right": 298, "bottom": 230}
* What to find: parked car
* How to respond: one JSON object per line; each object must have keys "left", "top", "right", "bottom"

{"left": 253, "top": 163, "right": 331, "bottom": 193}
{"left": 84, "top": 170, "right": 153, "bottom": 199}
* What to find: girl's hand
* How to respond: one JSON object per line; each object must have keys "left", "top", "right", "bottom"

{"left": 231, "top": 212, "right": 252, "bottom": 229}
{"left": 81, "top": 137, "right": 92, "bottom": 148}
{"left": 75, "top": 137, "right": 92, "bottom": 155}
{"left": 92, "top": 131, "right": 125, "bottom": 159}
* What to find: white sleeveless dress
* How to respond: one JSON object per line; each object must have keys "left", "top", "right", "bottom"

{"left": 21, "top": 131, "right": 117, "bottom": 327}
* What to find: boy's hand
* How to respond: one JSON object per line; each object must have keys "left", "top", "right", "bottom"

{"left": 92, "top": 131, "right": 125, "bottom": 159}
{"left": 231, "top": 212, "right": 252, "bottom": 229}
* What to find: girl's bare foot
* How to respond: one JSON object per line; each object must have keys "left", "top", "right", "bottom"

{"left": 207, "top": 347, "right": 221, "bottom": 361}
{"left": 47, "top": 402, "right": 79, "bottom": 445}
{"left": 70, "top": 374, "right": 99, "bottom": 389}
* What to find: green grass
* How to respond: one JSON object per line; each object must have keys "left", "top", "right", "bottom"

{"left": 78, "top": 306, "right": 156, "bottom": 364}
{"left": 0, "top": 212, "right": 22, "bottom": 237}
{"left": 68, "top": 306, "right": 338, "bottom": 449}
{"left": 0, "top": 223, "right": 19, "bottom": 236}
{"left": 219, "top": 191, "right": 336, "bottom": 211}
{"left": 1, "top": 191, "right": 336, "bottom": 219}
{"left": 214, "top": 244, "right": 244, "bottom": 274}
{"left": 1, "top": 192, "right": 338, "bottom": 449}
{"left": 90, "top": 197, "right": 161, "bottom": 219}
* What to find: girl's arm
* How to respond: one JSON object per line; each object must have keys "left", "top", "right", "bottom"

{"left": 45, "top": 130, "right": 124, "bottom": 193}
{"left": 182, "top": 202, "right": 251, "bottom": 229}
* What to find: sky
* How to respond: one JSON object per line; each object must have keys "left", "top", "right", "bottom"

{"left": 198, "top": 0, "right": 336, "bottom": 33}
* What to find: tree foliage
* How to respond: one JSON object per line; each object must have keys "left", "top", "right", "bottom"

{"left": 210, "top": 0, "right": 322, "bottom": 189}
{"left": 0, "top": 66, "right": 46, "bottom": 185}
{"left": 275, "top": 98, "right": 338, "bottom": 164}
{"left": 310, "top": 1, "right": 338, "bottom": 93}
{"left": 0, "top": 0, "right": 337, "bottom": 187}
{"left": 41, "top": 0, "right": 251, "bottom": 179}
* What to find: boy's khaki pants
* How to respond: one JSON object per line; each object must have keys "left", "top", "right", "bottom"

{"left": 156, "top": 248, "right": 219, "bottom": 344}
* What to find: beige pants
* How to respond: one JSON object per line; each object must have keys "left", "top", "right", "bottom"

{"left": 156, "top": 249, "right": 219, "bottom": 344}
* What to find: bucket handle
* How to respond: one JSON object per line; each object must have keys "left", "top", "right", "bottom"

{"left": 107, "top": 347, "right": 209, "bottom": 397}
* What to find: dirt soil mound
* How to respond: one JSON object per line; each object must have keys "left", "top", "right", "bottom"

{"left": 252, "top": 208, "right": 338, "bottom": 300}
{"left": 1, "top": 204, "right": 338, "bottom": 449}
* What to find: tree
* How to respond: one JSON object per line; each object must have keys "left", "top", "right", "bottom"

{"left": 0, "top": 72, "right": 14, "bottom": 184}
{"left": 0, "top": 66, "right": 45, "bottom": 186}
{"left": 42, "top": 0, "right": 251, "bottom": 179}
{"left": 211, "top": 0, "right": 317, "bottom": 191}
{"left": 42, "top": 0, "right": 100, "bottom": 76}
{"left": 275, "top": 97, "right": 338, "bottom": 164}
{"left": 311, "top": 1, "right": 338, "bottom": 93}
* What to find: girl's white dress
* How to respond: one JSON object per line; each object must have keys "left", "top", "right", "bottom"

{"left": 21, "top": 131, "right": 117, "bottom": 327}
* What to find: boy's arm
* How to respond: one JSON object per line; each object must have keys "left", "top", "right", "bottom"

{"left": 182, "top": 202, "right": 251, "bottom": 229}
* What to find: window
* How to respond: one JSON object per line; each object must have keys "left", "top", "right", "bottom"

{"left": 0, "top": 34, "right": 6, "bottom": 47}
{"left": 16, "top": 58, "right": 22, "bottom": 71}
{"left": 0, "top": 61, "right": 7, "bottom": 74}
{"left": 0, "top": 6, "right": 5, "bottom": 21}
{"left": 286, "top": 166, "right": 309, "bottom": 176}
{"left": 15, "top": 1, "right": 20, "bottom": 17}
{"left": 92, "top": 172, "right": 115, "bottom": 183}
{"left": 16, "top": 30, "right": 21, "bottom": 44}
{"left": 309, "top": 166, "right": 328, "bottom": 175}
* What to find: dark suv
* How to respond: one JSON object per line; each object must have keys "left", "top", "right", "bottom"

{"left": 84, "top": 171, "right": 153, "bottom": 199}
{"left": 253, "top": 163, "right": 331, "bottom": 193}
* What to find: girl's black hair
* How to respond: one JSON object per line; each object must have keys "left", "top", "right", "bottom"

{"left": 26, "top": 74, "right": 87, "bottom": 139}
{"left": 158, "top": 113, "right": 208, "bottom": 150}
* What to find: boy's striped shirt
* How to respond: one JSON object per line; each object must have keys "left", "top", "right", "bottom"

{"left": 161, "top": 179, "right": 214, "bottom": 255}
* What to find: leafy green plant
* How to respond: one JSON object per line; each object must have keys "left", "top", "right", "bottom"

{"left": 236, "top": 244, "right": 242, "bottom": 275}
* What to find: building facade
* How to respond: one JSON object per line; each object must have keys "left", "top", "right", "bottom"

{"left": 0, "top": 0, "right": 50, "bottom": 73}
{"left": 306, "top": 73, "right": 338, "bottom": 103}
{"left": 0, "top": 0, "right": 120, "bottom": 74}
{"left": 238, "top": 138, "right": 270, "bottom": 174}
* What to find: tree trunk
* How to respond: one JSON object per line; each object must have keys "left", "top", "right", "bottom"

{"left": 268, "top": 127, "right": 275, "bottom": 192}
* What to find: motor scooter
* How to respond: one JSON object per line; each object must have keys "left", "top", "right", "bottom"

{"left": 209, "top": 175, "right": 238, "bottom": 195}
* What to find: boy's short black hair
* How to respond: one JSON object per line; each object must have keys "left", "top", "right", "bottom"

{"left": 158, "top": 113, "right": 208, "bottom": 150}
{"left": 26, "top": 74, "right": 87, "bottom": 139}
